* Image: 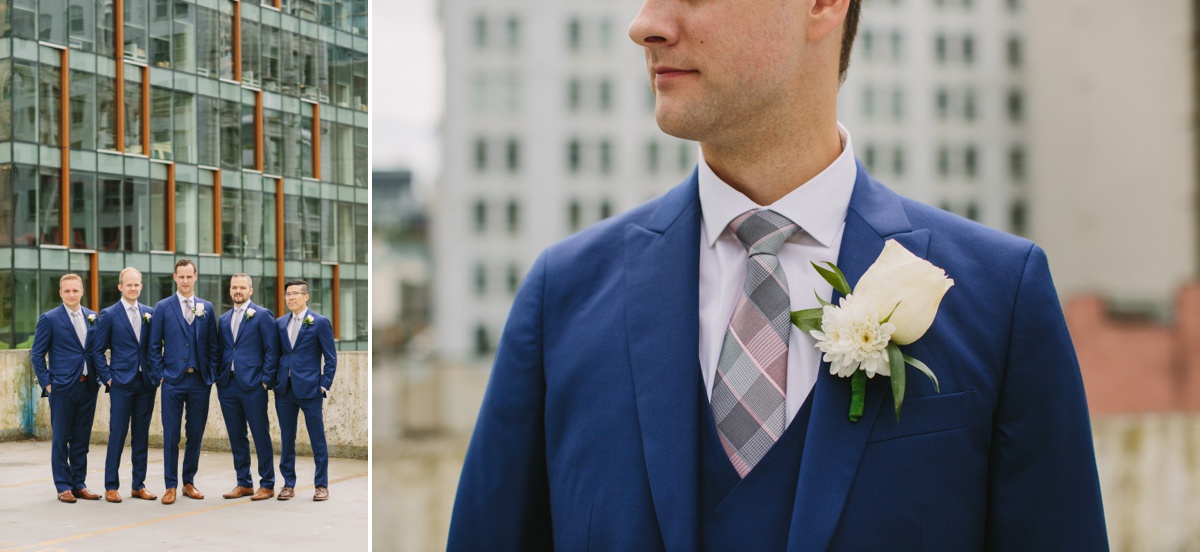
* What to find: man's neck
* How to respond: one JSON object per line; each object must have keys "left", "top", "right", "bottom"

{"left": 699, "top": 110, "right": 842, "bottom": 206}
{"left": 63, "top": 304, "right": 81, "bottom": 314}
{"left": 290, "top": 308, "right": 307, "bottom": 318}
{"left": 234, "top": 300, "right": 248, "bottom": 309}
{"left": 178, "top": 291, "right": 194, "bottom": 300}
{"left": 121, "top": 297, "right": 139, "bottom": 309}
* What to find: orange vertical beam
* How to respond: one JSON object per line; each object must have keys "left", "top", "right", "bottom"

{"left": 213, "top": 170, "right": 222, "bottom": 256}
{"left": 233, "top": 2, "right": 242, "bottom": 82}
{"left": 255, "top": 91, "right": 264, "bottom": 171}
{"left": 115, "top": 0, "right": 125, "bottom": 152}
{"left": 141, "top": 66, "right": 150, "bottom": 156}
{"left": 89, "top": 253, "right": 99, "bottom": 312}
{"left": 275, "top": 178, "right": 285, "bottom": 313}
{"left": 167, "top": 163, "right": 177, "bottom": 251}
{"left": 331, "top": 264, "right": 340, "bottom": 341}
{"left": 311, "top": 104, "right": 320, "bottom": 178}
{"left": 60, "top": 49, "right": 71, "bottom": 247}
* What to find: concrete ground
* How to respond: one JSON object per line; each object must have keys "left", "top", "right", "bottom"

{"left": 0, "top": 440, "right": 367, "bottom": 551}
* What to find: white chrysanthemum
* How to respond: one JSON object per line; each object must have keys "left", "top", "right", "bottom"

{"left": 809, "top": 294, "right": 896, "bottom": 379}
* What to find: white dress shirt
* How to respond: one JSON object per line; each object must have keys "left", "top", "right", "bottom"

{"left": 698, "top": 124, "right": 857, "bottom": 425}
{"left": 122, "top": 298, "right": 141, "bottom": 341}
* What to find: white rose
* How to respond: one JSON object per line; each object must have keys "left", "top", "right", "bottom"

{"left": 195, "top": 304, "right": 205, "bottom": 317}
{"left": 852, "top": 239, "right": 954, "bottom": 345}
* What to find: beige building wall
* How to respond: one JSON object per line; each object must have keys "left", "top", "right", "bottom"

{"left": 1028, "top": 0, "right": 1196, "bottom": 305}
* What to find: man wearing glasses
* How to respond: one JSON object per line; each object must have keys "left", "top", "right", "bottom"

{"left": 274, "top": 279, "right": 337, "bottom": 501}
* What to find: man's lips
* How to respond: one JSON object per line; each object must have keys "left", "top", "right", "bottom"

{"left": 653, "top": 66, "right": 696, "bottom": 82}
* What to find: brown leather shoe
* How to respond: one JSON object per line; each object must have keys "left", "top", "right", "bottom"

{"left": 277, "top": 487, "right": 295, "bottom": 500}
{"left": 182, "top": 483, "right": 205, "bottom": 500}
{"left": 58, "top": 490, "right": 77, "bottom": 503}
{"left": 313, "top": 486, "right": 328, "bottom": 501}
{"left": 161, "top": 488, "right": 176, "bottom": 505}
{"left": 222, "top": 486, "right": 254, "bottom": 499}
{"left": 72, "top": 488, "right": 101, "bottom": 500}
{"left": 251, "top": 487, "right": 274, "bottom": 501}
{"left": 131, "top": 488, "right": 157, "bottom": 500}
{"left": 105, "top": 490, "right": 122, "bottom": 503}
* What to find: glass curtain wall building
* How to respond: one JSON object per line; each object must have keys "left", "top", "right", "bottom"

{"left": 0, "top": 0, "right": 368, "bottom": 350}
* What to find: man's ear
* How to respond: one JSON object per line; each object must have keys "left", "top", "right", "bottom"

{"left": 807, "top": 0, "right": 851, "bottom": 43}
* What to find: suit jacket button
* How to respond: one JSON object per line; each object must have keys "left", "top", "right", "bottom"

{"left": 185, "top": 343, "right": 189, "bottom": 347}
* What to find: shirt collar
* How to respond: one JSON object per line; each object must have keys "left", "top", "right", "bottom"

{"left": 121, "top": 298, "right": 139, "bottom": 311}
{"left": 292, "top": 310, "right": 308, "bottom": 323}
{"left": 177, "top": 292, "right": 194, "bottom": 305}
{"left": 698, "top": 122, "right": 857, "bottom": 248}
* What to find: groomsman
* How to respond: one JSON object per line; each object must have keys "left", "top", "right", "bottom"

{"left": 216, "top": 273, "right": 279, "bottom": 501}
{"left": 89, "top": 267, "right": 158, "bottom": 503}
{"left": 274, "top": 279, "right": 337, "bottom": 501}
{"left": 149, "top": 259, "right": 219, "bottom": 505}
{"left": 31, "top": 274, "right": 101, "bottom": 503}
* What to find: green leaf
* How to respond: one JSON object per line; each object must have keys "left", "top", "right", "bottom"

{"left": 813, "top": 290, "right": 832, "bottom": 308}
{"left": 849, "top": 370, "right": 867, "bottom": 422}
{"left": 888, "top": 343, "right": 905, "bottom": 420}
{"left": 880, "top": 301, "right": 900, "bottom": 324}
{"left": 904, "top": 354, "right": 940, "bottom": 393}
{"left": 791, "top": 308, "right": 824, "bottom": 334}
{"left": 811, "top": 261, "right": 852, "bottom": 297}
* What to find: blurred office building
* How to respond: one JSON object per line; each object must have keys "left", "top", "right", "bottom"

{"left": 372, "top": 169, "right": 431, "bottom": 355}
{"left": 0, "top": 0, "right": 370, "bottom": 351}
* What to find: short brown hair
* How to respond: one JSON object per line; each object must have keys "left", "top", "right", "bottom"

{"left": 231, "top": 273, "right": 253, "bottom": 287}
{"left": 839, "top": 0, "right": 862, "bottom": 84}
{"left": 59, "top": 273, "right": 83, "bottom": 288}
{"left": 174, "top": 259, "right": 197, "bottom": 275}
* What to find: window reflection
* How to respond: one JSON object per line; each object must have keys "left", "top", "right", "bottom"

{"left": 38, "top": 167, "right": 61, "bottom": 245}
{"left": 243, "top": 19, "right": 261, "bottom": 88}
{"left": 150, "top": 0, "right": 172, "bottom": 67}
{"left": 124, "top": 68, "right": 144, "bottom": 154}
{"left": 69, "top": 70, "right": 96, "bottom": 150}
{"left": 175, "top": 179, "right": 197, "bottom": 254}
{"left": 219, "top": 99, "right": 240, "bottom": 169}
{"left": 172, "top": 90, "right": 195, "bottom": 163}
{"left": 125, "top": 0, "right": 148, "bottom": 62}
{"left": 39, "top": 63, "right": 61, "bottom": 147}
{"left": 196, "top": 94, "right": 219, "bottom": 166}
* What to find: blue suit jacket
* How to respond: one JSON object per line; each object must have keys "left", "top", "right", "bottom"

{"left": 88, "top": 300, "right": 154, "bottom": 390}
{"left": 449, "top": 163, "right": 1108, "bottom": 550}
{"left": 31, "top": 305, "right": 99, "bottom": 396}
{"left": 148, "top": 295, "right": 219, "bottom": 386}
{"left": 275, "top": 309, "right": 337, "bottom": 400}
{"left": 216, "top": 302, "right": 279, "bottom": 390}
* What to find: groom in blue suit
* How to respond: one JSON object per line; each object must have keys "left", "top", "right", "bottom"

{"left": 31, "top": 274, "right": 101, "bottom": 503}
{"left": 450, "top": 0, "right": 1108, "bottom": 550}
{"left": 215, "top": 273, "right": 279, "bottom": 501}
{"left": 88, "top": 267, "right": 158, "bottom": 503}
{"left": 148, "top": 259, "right": 219, "bottom": 505}
{"left": 274, "top": 279, "right": 337, "bottom": 502}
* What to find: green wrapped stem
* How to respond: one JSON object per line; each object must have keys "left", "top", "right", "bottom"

{"left": 848, "top": 370, "right": 867, "bottom": 422}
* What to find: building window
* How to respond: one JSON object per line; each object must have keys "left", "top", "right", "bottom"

{"left": 678, "top": 142, "right": 691, "bottom": 171}
{"left": 890, "top": 31, "right": 902, "bottom": 62}
{"left": 68, "top": 0, "right": 96, "bottom": 52}
{"left": 506, "top": 265, "right": 520, "bottom": 294}
{"left": 567, "top": 78, "right": 581, "bottom": 110}
{"left": 567, "top": 18, "right": 581, "bottom": 51}
{"left": 861, "top": 30, "right": 873, "bottom": 61}
{"left": 474, "top": 324, "right": 491, "bottom": 356}
{"left": 506, "top": 15, "right": 520, "bottom": 51}
{"left": 473, "top": 14, "right": 487, "bottom": 48}
{"left": 599, "top": 79, "right": 612, "bottom": 111}
{"left": 863, "top": 86, "right": 874, "bottom": 119}
{"left": 124, "top": 67, "right": 144, "bottom": 154}
{"left": 864, "top": 145, "right": 876, "bottom": 173}
{"left": 243, "top": 19, "right": 262, "bottom": 88}
{"left": 39, "top": 62, "right": 61, "bottom": 147}
{"left": 599, "top": 140, "right": 613, "bottom": 174}
{"left": 506, "top": 138, "right": 520, "bottom": 173}
{"left": 1010, "top": 200, "right": 1027, "bottom": 235}
{"left": 935, "top": 33, "right": 946, "bottom": 63}
{"left": 473, "top": 264, "right": 486, "bottom": 296}
{"left": 125, "top": 0, "right": 149, "bottom": 62}
{"left": 1006, "top": 0, "right": 1020, "bottom": 13}
{"left": 1007, "top": 36, "right": 1022, "bottom": 68}
{"left": 964, "top": 146, "right": 978, "bottom": 178}
{"left": 937, "top": 146, "right": 949, "bottom": 177}
{"left": 68, "top": 70, "right": 95, "bottom": 150}
{"left": 219, "top": 98, "right": 240, "bottom": 169}
{"left": 69, "top": 171, "right": 96, "bottom": 248}
{"left": 599, "top": 200, "right": 612, "bottom": 220}
{"left": 962, "top": 34, "right": 975, "bottom": 65}
{"left": 891, "top": 88, "right": 903, "bottom": 121}
{"left": 646, "top": 141, "right": 659, "bottom": 173}
{"left": 567, "top": 139, "right": 581, "bottom": 173}
{"left": 1009, "top": 146, "right": 1025, "bottom": 181}
{"left": 568, "top": 200, "right": 581, "bottom": 231}
{"left": 506, "top": 200, "right": 520, "bottom": 234}
{"left": 936, "top": 88, "right": 948, "bottom": 119}
{"left": 473, "top": 199, "right": 487, "bottom": 232}
{"left": 966, "top": 202, "right": 979, "bottom": 222}
{"left": 963, "top": 88, "right": 976, "bottom": 121}
{"left": 1007, "top": 89, "right": 1024, "bottom": 122}
{"left": 151, "top": 86, "right": 172, "bottom": 160}
{"left": 892, "top": 147, "right": 905, "bottom": 176}
{"left": 474, "top": 138, "right": 487, "bottom": 171}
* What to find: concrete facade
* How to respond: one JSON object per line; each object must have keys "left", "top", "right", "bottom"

{"left": 1027, "top": 0, "right": 1197, "bottom": 306}
{"left": 0, "top": 350, "right": 367, "bottom": 459}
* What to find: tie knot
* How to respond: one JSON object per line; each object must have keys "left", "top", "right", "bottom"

{"left": 730, "top": 209, "right": 799, "bottom": 257}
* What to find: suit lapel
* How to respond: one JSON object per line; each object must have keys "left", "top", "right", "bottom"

{"left": 625, "top": 175, "right": 702, "bottom": 552}
{"left": 57, "top": 305, "right": 85, "bottom": 351}
{"left": 173, "top": 296, "right": 190, "bottom": 336}
{"left": 788, "top": 162, "right": 931, "bottom": 551}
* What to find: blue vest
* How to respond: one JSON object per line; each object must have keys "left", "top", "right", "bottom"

{"left": 184, "top": 317, "right": 200, "bottom": 370}
{"left": 699, "top": 386, "right": 815, "bottom": 551}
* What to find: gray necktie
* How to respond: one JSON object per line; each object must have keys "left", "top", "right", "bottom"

{"left": 289, "top": 315, "right": 300, "bottom": 347}
{"left": 710, "top": 209, "right": 799, "bottom": 478}
{"left": 129, "top": 305, "right": 141, "bottom": 342}
{"left": 71, "top": 311, "right": 88, "bottom": 375}
{"left": 184, "top": 298, "right": 195, "bottom": 325}
{"left": 232, "top": 307, "right": 243, "bottom": 342}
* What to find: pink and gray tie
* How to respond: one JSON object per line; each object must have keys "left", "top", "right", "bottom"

{"left": 711, "top": 209, "right": 799, "bottom": 477}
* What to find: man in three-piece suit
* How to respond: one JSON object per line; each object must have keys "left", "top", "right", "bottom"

{"left": 88, "top": 267, "right": 158, "bottom": 503}
{"left": 274, "top": 279, "right": 337, "bottom": 502}
{"left": 215, "top": 273, "right": 279, "bottom": 501}
{"left": 148, "top": 259, "right": 219, "bottom": 505}
{"left": 31, "top": 274, "right": 102, "bottom": 503}
{"left": 449, "top": 0, "right": 1107, "bottom": 549}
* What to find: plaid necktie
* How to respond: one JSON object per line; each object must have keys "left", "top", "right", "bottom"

{"left": 710, "top": 209, "right": 799, "bottom": 477}
{"left": 129, "top": 305, "right": 141, "bottom": 342}
{"left": 184, "top": 298, "right": 195, "bottom": 325}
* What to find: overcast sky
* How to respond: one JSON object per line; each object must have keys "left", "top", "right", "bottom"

{"left": 371, "top": 0, "right": 443, "bottom": 185}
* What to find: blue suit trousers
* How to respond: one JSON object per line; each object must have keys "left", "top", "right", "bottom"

{"left": 275, "top": 382, "right": 328, "bottom": 488}
{"left": 217, "top": 381, "right": 275, "bottom": 488}
{"left": 48, "top": 381, "right": 98, "bottom": 493}
{"left": 105, "top": 377, "right": 155, "bottom": 491}
{"left": 161, "top": 371, "right": 210, "bottom": 489}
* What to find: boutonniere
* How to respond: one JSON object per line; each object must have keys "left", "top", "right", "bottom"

{"left": 244, "top": 308, "right": 256, "bottom": 321}
{"left": 143, "top": 312, "right": 152, "bottom": 325}
{"left": 303, "top": 315, "right": 314, "bottom": 326}
{"left": 193, "top": 304, "right": 206, "bottom": 317}
{"left": 791, "top": 240, "right": 954, "bottom": 421}
{"left": 86, "top": 313, "right": 97, "bottom": 326}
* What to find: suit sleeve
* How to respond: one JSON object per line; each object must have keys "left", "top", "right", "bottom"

{"left": 448, "top": 253, "right": 553, "bottom": 551}
{"left": 31, "top": 313, "right": 52, "bottom": 393}
{"left": 90, "top": 310, "right": 113, "bottom": 385}
{"left": 984, "top": 245, "right": 1108, "bottom": 549}
{"left": 318, "top": 316, "right": 337, "bottom": 391}
{"left": 148, "top": 304, "right": 165, "bottom": 383}
{"left": 206, "top": 303, "right": 220, "bottom": 384}
{"left": 261, "top": 309, "right": 279, "bottom": 388}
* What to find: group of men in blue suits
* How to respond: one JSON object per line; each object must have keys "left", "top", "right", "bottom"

{"left": 31, "top": 260, "right": 339, "bottom": 506}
